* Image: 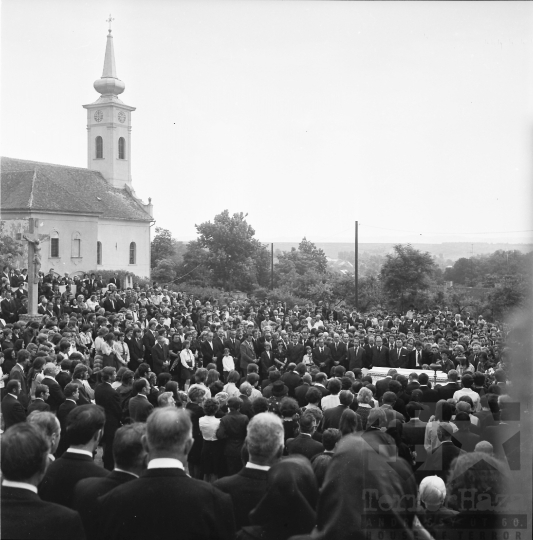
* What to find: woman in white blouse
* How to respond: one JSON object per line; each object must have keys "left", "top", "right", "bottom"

{"left": 113, "top": 333, "right": 130, "bottom": 367}
{"left": 180, "top": 339, "right": 196, "bottom": 391}
{"left": 222, "top": 370, "right": 241, "bottom": 398}
{"left": 199, "top": 398, "right": 222, "bottom": 483}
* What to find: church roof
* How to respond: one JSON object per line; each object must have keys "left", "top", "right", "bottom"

{"left": 1, "top": 157, "right": 152, "bottom": 222}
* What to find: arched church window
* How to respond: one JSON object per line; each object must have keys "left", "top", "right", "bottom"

{"left": 95, "top": 136, "right": 103, "bottom": 159}
{"left": 118, "top": 137, "right": 126, "bottom": 160}
{"left": 129, "top": 242, "right": 136, "bottom": 265}
{"left": 50, "top": 231, "right": 60, "bottom": 258}
{"left": 71, "top": 232, "right": 81, "bottom": 258}
{"left": 97, "top": 241, "right": 102, "bottom": 265}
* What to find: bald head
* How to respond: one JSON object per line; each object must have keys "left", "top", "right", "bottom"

{"left": 145, "top": 408, "right": 192, "bottom": 455}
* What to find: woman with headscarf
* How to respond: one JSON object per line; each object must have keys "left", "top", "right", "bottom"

{"left": 292, "top": 435, "right": 417, "bottom": 540}
{"left": 237, "top": 455, "right": 318, "bottom": 540}
{"left": 434, "top": 452, "right": 508, "bottom": 539}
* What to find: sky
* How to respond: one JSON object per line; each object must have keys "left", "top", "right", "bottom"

{"left": 2, "top": 0, "right": 533, "bottom": 245}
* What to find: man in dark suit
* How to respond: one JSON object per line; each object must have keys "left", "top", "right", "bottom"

{"left": 286, "top": 413, "right": 324, "bottom": 460}
{"left": 389, "top": 338, "right": 409, "bottom": 369}
{"left": 8, "top": 349, "right": 31, "bottom": 409}
{"left": 281, "top": 362, "right": 302, "bottom": 398}
{"left": 419, "top": 423, "right": 465, "bottom": 481}
{"left": 286, "top": 334, "right": 305, "bottom": 365}
{"left": 41, "top": 363, "right": 66, "bottom": 413}
{"left": 56, "top": 359, "right": 73, "bottom": 390}
{"left": 151, "top": 334, "right": 170, "bottom": 375}
{"left": 39, "top": 405, "right": 108, "bottom": 508}
{"left": 371, "top": 336, "right": 389, "bottom": 368}
{"left": 214, "top": 412, "right": 284, "bottom": 531}
{"left": 239, "top": 334, "right": 257, "bottom": 376}
{"left": 294, "top": 373, "right": 312, "bottom": 407}
{"left": 410, "top": 342, "right": 425, "bottom": 368}
{"left": 142, "top": 322, "right": 157, "bottom": 367}
{"left": 1, "top": 423, "right": 85, "bottom": 540}
{"left": 418, "top": 372, "right": 440, "bottom": 422}
{"left": 347, "top": 338, "right": 367, "bottom": 370}
{"left": 312, "top": 373, "right": 330, "bottom": 398}
{"left": 375, "top": 369, "right": 397, "bottom": 401}
{"left": 435, "top": 370, "right": 461, "bottom": 400}
{"left": 73, "top": 423, "right": 146, "bottom": 540}
{"left": 55, "top": 383, "right": 79, "bottom": 457}
{"left": 223, "top": 330, "right": 241, "bottom": 365}
{"left": 102, "top": 291, "right": 118, "bottom": 313}
{"left": 322, "top": 390, "right": 354, "bottom": 430}
{"left": 108, "top": 272, "right": 121, "bottom": 290}
{"left": 0, "top": 289, "right": 17, "bottom": 323}
{"left": 212, "top": 330, "right": 226, "bottom": 372}
{"left": 329, "top": 334, "right": 348, "bottom": 369}
{"left": 402, "top": 402, "right": 428, "bottom": 469}
{"left": 27, "top": 384, "right": 52, "bottom": 414}
{"left": 95, "top": 367, "right": 123, "bottom": 470}
{"left": 216, "top": 397, "right": 249, "bottom": 475}
{"left": 128, "top": 379, "right": 154, "bottom": 422}
{"left": 98, "top": 408, "right": 235, "bottom": 540}
{"left": 201, "top": 331, "right": 216, "bottom": 367}
{"left": 312, "top": 337, "right": 333, "bottom": 374}
{"left": 1, "top": 380, "right": 27, "bottom": 429}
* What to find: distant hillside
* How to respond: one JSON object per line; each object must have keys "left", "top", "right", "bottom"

{"left": 272, "top": 242, "right": 533, "bottom": 262}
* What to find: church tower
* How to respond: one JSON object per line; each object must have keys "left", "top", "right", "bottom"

{"left": 83, "top": 20, "right": 135, "bottom": 189}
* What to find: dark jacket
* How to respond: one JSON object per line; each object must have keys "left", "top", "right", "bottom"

{"left": 98, "top": 468, "right": 235, "bottom": 540}
{"left": 216, "top": 410, "right": 249, "bottom": 458}
{"left": 281, "top": 371, "right": 302, "bottom": 398}
{"left": 151, "top": 343, "right": 169, "bottom": 375}
{"left": 419, "top": 441, "right": 465, "bottom": 481}
{"left": 74, "top": 470, "right": 136, "bottom": 540}
{"left": 371, "top": 345, "right": 389, "bottom": 368}
{"left": 128, "top": 394, "right": 154, "bottom": 423}
{"left": 1, "top": 393, "right": 26, "bottom": 429}
{"left": 213, "top": 466, "right": 269, "bottom": 531}
{"left": 40, "top": 376, "right": 66, "bottom": 413}
{"left": 347, "top": 346, "right": 367, "bottom": 370}
{"left": 322, "top": 404, "right": 348, "bottom": 431}
{"left": 286, "top": 433, "right": 324, "bottom": 461}
{"left": 1, "top": 485, "right": 86, "bottom": 540}
{"left": 39, "top": 450, "right": 109, "bottom": 508}
{"left": 27, "top": 398, "right": 51, "bottom": 414}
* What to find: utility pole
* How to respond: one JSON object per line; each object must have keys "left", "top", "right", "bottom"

{"left": 355, "top": 221, "right": 359, "bottom": 309}
{"left": 271, "top": 243, "right": 274, "bottom": 290}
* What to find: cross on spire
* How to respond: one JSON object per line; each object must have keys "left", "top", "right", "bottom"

{"left": 106, "top": 14, "right": 114, "bottom": 34}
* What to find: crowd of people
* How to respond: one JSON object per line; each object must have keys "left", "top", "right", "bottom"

{"left": 0, "top": 268, "right": 519, "bottom": 540}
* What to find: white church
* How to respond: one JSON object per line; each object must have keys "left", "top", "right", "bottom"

{"left": 1, "top": 27, "right": 153, "bottom": 279}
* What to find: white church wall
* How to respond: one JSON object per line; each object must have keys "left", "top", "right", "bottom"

{"left": 1, "top": 213, "right": 99, "bottom": 277}
{"left": 97, "top": 218, "right": 151, "bottom": 278}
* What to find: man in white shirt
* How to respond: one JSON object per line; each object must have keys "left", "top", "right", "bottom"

{"left": 453, "top": 374, "right": 481, "bottom": 412}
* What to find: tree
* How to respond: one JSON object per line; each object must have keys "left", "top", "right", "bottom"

{"left": 151, "top": 258, "right": 177, "bottom": 284}
{"left": 191, "top": 210, "right": 269, "bottom": 292}
{"left": 151, "top": 227, "right": 175, "bottom": 267}
{"left": 0, "top": 222, "right": 23, "bottom": 270}
{"left": 380, "top": 244, "right": 436, "bottom": 311}
{"left": 275, "top": 238, "right": 329, "bottom": 299}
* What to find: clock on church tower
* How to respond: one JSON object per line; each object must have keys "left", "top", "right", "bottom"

{"left": 83, "top": 27, "right": 136, "bottom": 190}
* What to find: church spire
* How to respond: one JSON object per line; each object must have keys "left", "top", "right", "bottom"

{"left": 102, "top": 15, "right": 117, "bottom": 78}
{"left": 93, "top": 15, "right": 125, "bottom": 99}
